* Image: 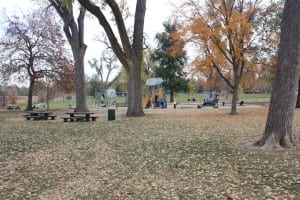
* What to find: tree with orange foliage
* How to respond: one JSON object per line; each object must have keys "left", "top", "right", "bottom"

{"left": 175, "top": 0, "right": 282, "bottom": 114}
{"left": 190, "top": 51, "right": 230, "bottom": 96}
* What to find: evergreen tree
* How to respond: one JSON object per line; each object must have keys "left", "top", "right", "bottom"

{"left": 151, "top": 22, "right": 189, "bottom": 102}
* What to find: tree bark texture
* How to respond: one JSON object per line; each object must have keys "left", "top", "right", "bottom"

{"left": 230, "top": 72, "right": 242, "bottom": 115}
{"left": 231, "top": 84, "right": 238, "bottom": 115}
{"left": 126, "top": 62, "right": 144, "bottom": 116}
{"left": 25, "top": 79, "right": 35, "bottom": 111}
{"left": 296, "top": 80, "right": 300, "bottom": 108}
{"left": 256, "top": 0, "right": 300, "bottom": 149}
{"left": 78, "top": 0, "right": 146, "bottom": 116}
{"left": 73, "top": 47, "right": 88, "bottom": 112}
{"left": 170, "top": 90, "right": 174, "bottom": 103}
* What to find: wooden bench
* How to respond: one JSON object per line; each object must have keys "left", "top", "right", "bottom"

{"left": 25, "top": 115, "right": 44, "bottom": 120}
{"left": 22, "top": 114, "right": 56, "bottom": 120}
{"left": 22, "top": 114, "right": 30, "bottom": 120}
{"left": 91, "top": 116, "right": 98, "bottom": 121}
{"left": 62, "top": 111, "right": 98, "bottom": 122}
{"left": 61, "top": 116, "right": 86, "bottom": 122}
{"left": 48, "top": 115, "right": 57, "bottom": 120}
{"left": 81, "top": 116, "right": 99, "bottom": 121}
{"left": 61, "top": 116, "right": 98, "bottom": 122}
{"left": 22, "top": 114, "right": 40, "bottom": 120}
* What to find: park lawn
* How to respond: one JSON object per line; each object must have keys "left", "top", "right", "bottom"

{"left": 0, "top": 107, "right": 299, "bottom": 199}
{"left": 14, "top": 93, "right": 270, "bottom": 110}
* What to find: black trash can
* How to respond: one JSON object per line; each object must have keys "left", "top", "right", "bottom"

{"left": 108, "top": 109, "right": 115, "bottom": 121}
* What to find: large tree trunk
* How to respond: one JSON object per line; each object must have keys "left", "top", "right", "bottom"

{"left": 255, "top": 0, "right": 300, "bottom": 149}
{"left": 73, "top": 47, "right": 89, "bottom": 112}
{"left": 231, "top": 85, "right": 238, "bottom": 115}
{"left": 170, "top": 90, "right": 174, "bottom": 103}
{"left": 25, "top": 79, "right": 35, "bottom": 111}
{"left": 296, "top": 79, "right": 300, "bottom": 108}
{"left": 230, "top": 59, "right": 244, "bottom": 115}
{"left": 126, "top": 62, "right": 145, "bottom": 116}
{"left": 230, "top": 75, "right": 241, "bottom": 115}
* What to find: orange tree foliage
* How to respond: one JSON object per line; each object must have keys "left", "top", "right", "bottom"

{"left": 174, "top": 0, "right": 282, "bottom": 114}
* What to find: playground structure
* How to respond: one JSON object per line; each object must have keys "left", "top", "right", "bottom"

{"left": 144, "top": 78, "right": 167, "bottom": 109}
{"left": 93, "top": 92, "right": 108, "bottom": 107}
{"left": 91, "top": 89, "right": 127, "bottom": 109}
{"left": 89, "top": 78, "right": 168, "bottom": 109}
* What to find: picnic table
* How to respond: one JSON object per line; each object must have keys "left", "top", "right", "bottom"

{"left": 23, "top": 110, "right": 56, "bottom": 120}
{"left": 61, "top": 112, "right": 98, "bottom": 122}
{"left": 7, "top": 105, "right": 21, "bottom": 110}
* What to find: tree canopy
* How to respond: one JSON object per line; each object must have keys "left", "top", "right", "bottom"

{"left": 175, "top": 0, "right": 282, "bottom": 114}
{"left": 151, "top": 22, "right": 189, "bottom": 102}
{"left": 88, "top": 47, "right": 121, "bottom": 93}
{"left": 0, "top": 10, "right": 74, "bottom": 111}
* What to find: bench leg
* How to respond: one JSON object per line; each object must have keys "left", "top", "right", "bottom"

{"left": 78, "top": 118, "right": 84, "bottom": 122}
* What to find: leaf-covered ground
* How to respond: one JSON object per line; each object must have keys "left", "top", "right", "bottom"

{"left": 0, "top": 107, "right": 299, "bottom": 199}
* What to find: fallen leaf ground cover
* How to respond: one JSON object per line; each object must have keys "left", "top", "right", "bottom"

{"left": 0, "top": 107, "right": 299, "bottom": 199}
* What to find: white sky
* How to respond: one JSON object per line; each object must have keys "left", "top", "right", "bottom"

{"left": 0, "top": 0, "right": 174, "bottom": 77}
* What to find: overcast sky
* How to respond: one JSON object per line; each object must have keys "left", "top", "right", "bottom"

{"left": 0, "top": 0, "right": 174, "bottom": 77}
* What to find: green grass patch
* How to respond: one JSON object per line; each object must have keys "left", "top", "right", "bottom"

{"left": 30, "top": 92, "right": 271, "bottom": 110}
{"left": 173, "top": 92, "right": 270, "bottom": 104}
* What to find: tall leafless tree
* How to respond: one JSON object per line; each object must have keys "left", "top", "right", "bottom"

{"left": 77, "top": 0, "right": 146, "bottom": 116}
{"left": 49, "top": 0, "right": 89, "bottom": 112}
{"left": 88, "top": 48, "right": 121, "bottom": 92}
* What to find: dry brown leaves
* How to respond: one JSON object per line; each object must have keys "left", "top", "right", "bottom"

{"left": 0, "top": 107, "right": 299, "bottom": 199}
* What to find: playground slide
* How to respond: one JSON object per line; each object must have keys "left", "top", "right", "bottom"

{"left": 144, "top": 95, "right": 152, "bottom": 108}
